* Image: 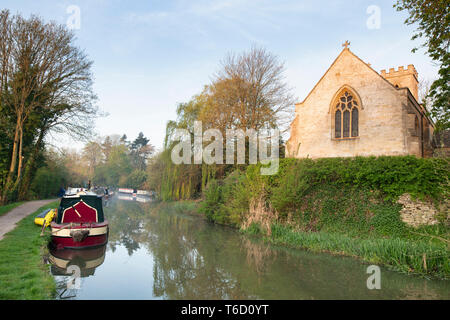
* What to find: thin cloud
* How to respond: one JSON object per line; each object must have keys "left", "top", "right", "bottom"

{"left": 121, "top": 0, "right": 318, "bottom": 43}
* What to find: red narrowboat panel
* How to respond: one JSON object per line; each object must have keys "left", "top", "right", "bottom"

{"left": 61, "top": 200, "right": 98, "bottom": 223}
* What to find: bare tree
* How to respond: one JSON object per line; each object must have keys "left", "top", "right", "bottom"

{"left": 418, "top": 78, "right": 433, "bottom": 111}
{"left": 207, "top": 46, "right": 295, "bottom": 134}
{"left": 0, "top": 10, "right": 12, "bottom": 110}
{"left": 0, "top": 11, "right": 98, "bottom": 202}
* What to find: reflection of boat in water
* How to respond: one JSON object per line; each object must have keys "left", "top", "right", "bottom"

{"left": 118, "top": 194, "right": 134, "bottom": 201}
{"left": 51, "top": 192, "right": 109, "bottom": 249}
{"left": 135, "top": 196, "right": 151, "bottom": 203}
{"left": 118, "top": 194, "right": 152, "bottom": 203}
{"left": 118, "top": 188, "right": 155, "bottom": 202}
{"left": 49, "top": 244, "right": 107, "bottom": 277}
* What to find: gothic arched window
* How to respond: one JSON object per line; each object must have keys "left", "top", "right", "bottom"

{"left": 333, "top": 89, "right": 360, "bottom": 139}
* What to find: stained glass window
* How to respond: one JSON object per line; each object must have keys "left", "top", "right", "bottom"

{"left": 334, "top": 90, "right": 359, "bottom": 139}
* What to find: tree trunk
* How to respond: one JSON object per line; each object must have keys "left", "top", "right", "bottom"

{"left": 2, "top": 114, "right": 21, "bottom": 204}
{"left": 6, "top": 115, "right": 21, "bottom": 181}
{"left": 18, "top": 126, "right": 46, "bottom": 200}
{"left": 17, "top": 127, "right": 23, "bottom": 180}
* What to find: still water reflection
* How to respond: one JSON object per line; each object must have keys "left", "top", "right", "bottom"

{"left": 50, "top": 196, "right": 449, "bottom": 299}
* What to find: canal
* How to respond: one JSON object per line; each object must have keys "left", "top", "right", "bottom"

{"left": 49, "top": 196, "right": 449, "bottom": 299}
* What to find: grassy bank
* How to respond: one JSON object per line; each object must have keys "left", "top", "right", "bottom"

{"left": 245, "top": 224, "right": 449, "bottom": 278}
{"left": 199, "top": 156, "right": 450, "bottom": 278}
{"left": 0, "top": 202, "right": 25, "bottom": 217}
{"left": 0, "top": 201, "right": 58, "bottom": 299}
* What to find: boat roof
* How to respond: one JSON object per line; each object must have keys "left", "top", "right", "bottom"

{"left": 65, "top": 190, "right": 98, "bottom": 197}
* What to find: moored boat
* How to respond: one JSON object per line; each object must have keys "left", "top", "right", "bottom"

{"left": 51, "top": 193, "right": 108, "bottom": 250}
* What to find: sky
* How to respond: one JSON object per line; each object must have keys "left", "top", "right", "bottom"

{"left": 1, "top": 0, "right": 439, "bottom": 151}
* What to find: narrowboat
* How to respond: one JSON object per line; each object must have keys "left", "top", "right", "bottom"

{"left": 50, "top": 193, "right": 108, "bottom": 250}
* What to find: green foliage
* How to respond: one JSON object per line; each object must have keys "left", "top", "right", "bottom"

{"left": 244, "top": 222, "right": 262, "bottom": 235}
{"left": 149, "top": 94, "right": 214, "bottom": 201}
{"left": 268, "top": 156, "right": 449, "bottom": 204}
{"left": 428, "top": 56, "right": 449, "bottom": 131}
{"left": 30, "top": 156, "right": 69, "bottom": 199}
{"left": 126, "top": 169, "right": 147, "bottom": 189}
{"left": 94, "top": 144, "right": 133, "bottom": 187}
{"left": 199, "top": 179, "right": 223, "bottom": 222}
{"left": 147, "top": 147, "right": 204, "bottom": 201}
{"left": 201, "top": 156, "right": 449, "bottom": 238}
{"left": 87, "top": 133, "right": 154, "bottom": 189}
{"left": 199, "top": 170, "right": 249, "bottom": 226}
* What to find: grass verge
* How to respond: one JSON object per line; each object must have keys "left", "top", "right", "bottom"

{"left": 0, "top": 202, "right": 25, "bottom": 217}
{"left": 0, "top": 201, "right": 58, "bottom": 299}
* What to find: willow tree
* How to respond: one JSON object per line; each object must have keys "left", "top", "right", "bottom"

{"left": 155, "top": 99, "right": 205, "bottom": 200}
{"left": 149, "top": 47, "right": 294, "bottom": 200}
{"left": 0, "top": 10, "right": 98, "bottom": 203}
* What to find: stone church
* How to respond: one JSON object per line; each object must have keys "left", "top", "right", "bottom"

{"left": 286, "top": 42, "right": 434, "bottom": 159}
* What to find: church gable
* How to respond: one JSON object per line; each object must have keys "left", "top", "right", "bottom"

{"left": 296, "top": 47, "right": 398, "bottom": 112}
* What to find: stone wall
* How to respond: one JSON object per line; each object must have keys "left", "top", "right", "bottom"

{"left": 433, "top": 129, "right": 450, "bottom": 158}
{"left": 397, "top": 194, "right": 445, "bottom": 228}
{"left": 433, "top": 148, "right": 450, "bottom": 158}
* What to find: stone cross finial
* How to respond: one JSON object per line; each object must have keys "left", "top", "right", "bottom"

{"left": 342, "top": 40, "right": 350, "bottom": 49}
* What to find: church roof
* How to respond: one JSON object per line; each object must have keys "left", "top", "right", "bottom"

{"left": 296, "top": 45, "right": 409, "bottom": 106}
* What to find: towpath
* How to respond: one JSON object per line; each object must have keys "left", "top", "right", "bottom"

{"left": 0, "top": 199, "right": 57, "bottom": 240}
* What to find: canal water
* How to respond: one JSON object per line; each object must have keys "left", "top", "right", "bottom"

{"left": 50, "top": 196, "right": 449, "bottom": 300}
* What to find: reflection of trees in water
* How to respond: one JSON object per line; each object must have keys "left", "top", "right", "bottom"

{"left": 106, "top": 200, "right": 253, "bottom": 299}
{"left": 242, "top": 238, "right": 274, "bottom": 278}
{"left": 146, "top": 209, "right": 251, "bottom": 299}
{"left": 105, "top": 200, "right": 449, "bottom": 300}
{"left": 400, "top": 282, "right": 440, "bottom": 300}
{"left": 106, "top": 200, "right": 146, "bottom": 255}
